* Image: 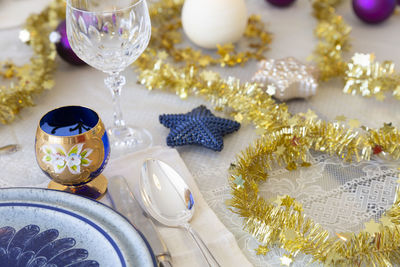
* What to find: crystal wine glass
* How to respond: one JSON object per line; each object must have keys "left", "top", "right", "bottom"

{"left": 66, "top": 0, "right": 152, "bottom": 154}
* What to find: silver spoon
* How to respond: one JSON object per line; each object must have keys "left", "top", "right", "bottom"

{"left": 0, "top": 144, "right": 20, "bottom": 155}
{"left": 139, "top": 158, "right": 220, "bottom": 267}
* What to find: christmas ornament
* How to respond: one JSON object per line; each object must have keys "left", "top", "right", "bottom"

{"left": 159, "top": 105, "right": 240, "bottom": 151}
{"left": 182, "top": 0, "right": 248, "bottom": 49}
{"left": 266, "top": 0, "right": 296, "bottom": 7}
{"left": 252, "top": 57, "right": 318, "bottom": 101}
{"left": 52, "top": 20, "right": 85, "bottom": 65}
{"left": 352, "top": 0, "right": 396, "bottom": 24}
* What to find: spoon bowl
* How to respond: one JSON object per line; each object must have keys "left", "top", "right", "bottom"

{"left": 140, "top": 158, "right": 194, "bottom": 227}
{"left": 139, "top": 158, "right": 220, "bottom": 267}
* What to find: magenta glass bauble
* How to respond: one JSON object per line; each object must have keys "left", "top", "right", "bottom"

{"left": 55, "top": 20, "right": 86, "bottom": 65}
{"left": 266, "top": 0, "right": 295, "bottom": 7}
{"left": 352, "top": 0, "right": 396, "bottom": 24}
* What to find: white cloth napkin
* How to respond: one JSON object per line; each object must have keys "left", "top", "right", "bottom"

{"left": 102, "top": 146, "right": 252, "bottom": 267}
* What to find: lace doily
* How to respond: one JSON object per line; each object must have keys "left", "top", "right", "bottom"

{"left": 188, "top": 149, "right": 399, "bottom": 266}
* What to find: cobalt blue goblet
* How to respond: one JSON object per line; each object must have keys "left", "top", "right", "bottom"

{"left": 35, "top": 106, "right": 110, "bottom": 200}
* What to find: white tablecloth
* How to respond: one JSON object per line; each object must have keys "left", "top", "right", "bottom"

{"left": 1, "top": 0, "right": 400, "bottom": 266}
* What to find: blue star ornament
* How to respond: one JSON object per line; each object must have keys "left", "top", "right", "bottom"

{"left": 159, "top": 105, "right": 240, "bottom": 151}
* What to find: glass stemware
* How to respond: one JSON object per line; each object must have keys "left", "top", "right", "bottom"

{"left": 66, "top": 0, "right": 152, "bottom": 155}
{"left": 35, "top": 106, "right": 110, "bottom": 200}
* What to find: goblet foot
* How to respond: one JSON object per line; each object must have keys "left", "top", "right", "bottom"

{"left": 107, "top": 125, "right": 152, "bottom": 157}
{"left": 48, "top": 174, "right": 108, "bottom": 200}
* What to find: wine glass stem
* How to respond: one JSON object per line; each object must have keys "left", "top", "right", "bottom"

{"left": 105, "top": 72, "right": 126, "bottom": 129}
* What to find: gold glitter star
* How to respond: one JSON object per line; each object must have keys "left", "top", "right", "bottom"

{"left": 48, "top": 50, "right": 57, "bottom": 60}
{"left": 335, "top": 115, "right": 347, "bottom": 122}
{"left": 2, "top": 65, "right": 14, "bottom": 79}
{"left": 293, "top": 202, "right": 303, "bottom": 213}
{"left": 198, "top": 56, "right": 212, "bottom": 67}
{"left": 380, "top": 216, "right": 394, "bottom": 228}
{"left": 256, "top": 245, "right": 269, "bottom": 255}
{"left": 157, "top": 51, "right": 169, "bottom": 60}
{"left": 255, "top": 127, "right": 266, "bottom": 136}
{"left": 348, "top": 119, "right": 360, "bottom": 129}
{"left": 288, "top": 116, "right": 300, "bottom": 126}
{"left": 280, "top": 195, "right": 294, "bottom": 207}
{"left": 234, "top": 113, "right": 244, "bottom": 123}
{"left": 43, "top": 80, "right": 55, "bottom": 90}
{"left": 286, "top": 161, "right": 297, "bottom": 171}
{"left": 282, "top": 229, "right": 297, "bottom": 241}
{"left": 280, "top": 255, "right": 293, "bottom": 266}
{"left": 275, "top": 145, "right": 285, "bottom": 156}
{"left": 200, "top": 70, "right": 218, "bottom": 82}
{"left": 273, "top": 195, "right": 285, "bottom": 206}
{"left": 382, "top": 123, "right": 394, "bottom": 134}
{"left": 364, "top": 219, "right": 381, "bottom": 235}
{"left": 304, "top": 109, "right": 318, "bottom": 121}
{"left": 375, "top": 93, "right": 385, "bottom": 101}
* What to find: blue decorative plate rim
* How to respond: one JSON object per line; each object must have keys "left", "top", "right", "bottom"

{"left": 0, "top": 187, "right": 157, "bottom": 267}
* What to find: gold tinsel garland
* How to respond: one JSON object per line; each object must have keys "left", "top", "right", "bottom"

{"left": 229, "top": 121, "right": 400, "bottom": 266}
{"left": 0, "top": 0, "right": 64, "bottom": 124}
{"left": 1, "top": 0, "right": 397, "bottom": 125}
{"left": 311, "top": 0, "right": 400, "bottom": 101}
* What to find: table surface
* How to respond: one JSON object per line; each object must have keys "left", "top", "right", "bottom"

{"left": 1, "top": 0, "right": 400, "bottom": 266}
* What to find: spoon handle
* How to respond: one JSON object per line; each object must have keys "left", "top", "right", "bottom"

{"left": 183, "top": 223, "right": 220, "bottom": 267}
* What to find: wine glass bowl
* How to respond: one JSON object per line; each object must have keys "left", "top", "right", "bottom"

{"left": 66, "top": 0, "right": 151, "bottom": 73}
{"left": 66, "top": 0, "right": 152, "bottom": 156}
{"left": 35, "top": 106, "right": 110, "bottom": 200}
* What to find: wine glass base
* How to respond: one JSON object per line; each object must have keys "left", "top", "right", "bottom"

{"left": 107, "top": 125, "right": 152, "bottom": 157}
{"left": 48, "top": 174, "right": 108, "bottom": 200}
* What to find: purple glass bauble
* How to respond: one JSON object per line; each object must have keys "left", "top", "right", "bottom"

{"left": 55, "top": 20, "right": 86, "bottom": 65}
{"left": 352, "top": 0, "right": 396, "bottom": 24}
{"left": 266, "top": 0, "right": 295, "bottom": 7}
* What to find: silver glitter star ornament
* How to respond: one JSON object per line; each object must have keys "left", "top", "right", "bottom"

{"left": 252, "top": 57, "right": 318, "bottom": 101}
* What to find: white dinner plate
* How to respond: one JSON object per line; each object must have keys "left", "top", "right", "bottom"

{"left": 0, "top": 187, "right": 156, "bottom": 267}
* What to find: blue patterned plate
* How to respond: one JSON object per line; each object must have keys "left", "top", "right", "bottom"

{"left": 0, "top": 188, "right": 156, "bottom": 267}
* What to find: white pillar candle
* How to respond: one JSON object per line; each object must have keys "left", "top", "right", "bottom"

{"left": 182, "top": 0, "right": 248, "bottom": 49}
